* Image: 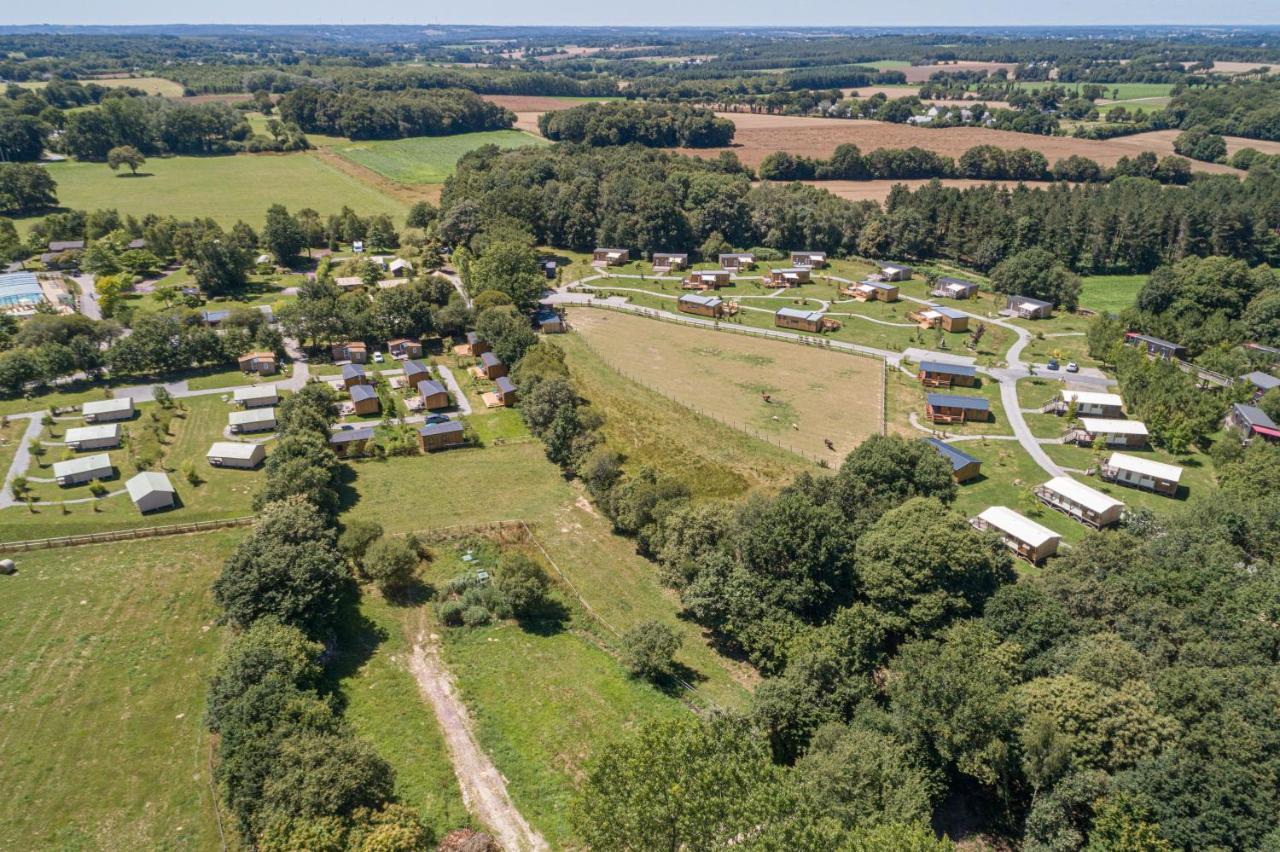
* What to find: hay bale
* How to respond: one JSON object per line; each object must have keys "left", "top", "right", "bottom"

{"left": 0, "top": 558, "right": 15, "bottom": 575}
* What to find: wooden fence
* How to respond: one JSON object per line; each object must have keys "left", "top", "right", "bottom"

{"left": 0, "top": 515, "right": 256, "bottom": 554}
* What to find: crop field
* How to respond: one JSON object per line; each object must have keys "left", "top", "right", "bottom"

{"left": 330, "top": 130, "right": 549, "bottom": 184}
{"left": 0, "top": 532, "right": 239, "bottom": 850}
{"left": 1079, "top": 274, "right": 1147, "bottom": 313}
{"left": 803, "top": 178, "right": 1061, "bottom": 202}
{"left": 1101, "top": 129, "right": 1280, "bottom": 160}
{"left": 568, "top": 308, "right": 884, "bottom": 460}
{"left": 15, "top": 76, "right": 186, "bottom": 97}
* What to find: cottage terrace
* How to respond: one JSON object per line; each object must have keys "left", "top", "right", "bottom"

{"left": 1073, "top": 417, "right": 1149, "bottom": 448}
{"left": 925, "top": 393, "right": 990, "bottom": 424}
{"left": 1034, "top": 476, "right": 1125, "bottom": 529}
{"left": 918, "top": 360, "right": 977, "bottom": 388}
{"left": 1100, "top": 452, "right": 1183, "bottom": 497}
{"left": 924, "top": 437, "right": 982, "bottom": 483}
{"left": 971, "top": 505, "right": 1061, "bottom": 564}
{"left": 844, "top": 280, "right": 899, "bottom": 302}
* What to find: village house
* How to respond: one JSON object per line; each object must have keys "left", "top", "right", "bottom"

{"left": 464, "top": 332, "right": 490, "bottom": 357}
{"left": 678, "top": 293, "right": 725, "bottom": 318}
{"left": 495, "top": 376, "right": 518, "bottom": 406}
{"left": 909, "top": 305, "right": 969, "bottom": 332}
{"left": 480, "top": 352, "right": 507, "bottom": 380}
{"left": 1239, "top": 370, "right": 1280, "bottom": 400}
{"left": 1073, "top": 417, "right": 1149, "bottom": 448}
{"left": 767, "top": 267, "right": 812, "bottom": 287}
{"left": 389, "top": 338, "right": 423, "bottom": 360}
{"left": 535, "top": 309, "right": 565, "bottom": 334}
{"left": 1048, "top": 390, "right": 1125, "bottom": 418}
{"left": 126, "top": 471, "right": 176, "bottom": 514}
{"left": 791, "top": 251, "right": 828, "bottom": 268}
{"left": 592, "top": 248, "right": 629, "bottom": 266}
{"left": 349, "top": 384, "right": 380, "bottom": 416}
{"left": 719, "top": 253, "right": 755, "bottom": 272}
{"left": 1099, "top": 452, "right": 1183, "bottom": 497}
{"left": 48, "top": 239, "right": 86, "bottom": 253}
{"left": 1124, "top": 332, "right": 1187, "bottom": 361}
{"left": 651, "top": 253, "right": 688, "bottom": 272}
{"left": 878, "top": 263, "right": 913, "bottom": 282}
{"left": 330, "top": 427, "right": 373, "bottom": 458}
{"left": 932, "top": 277, "right": 980, "bottom": 300}
{"left": 844, "top": 280, "right": 899, "bottom": 302}
{"left": 925, "top": 393, "right": 991, "bottom": 424}
{"left": 418, "top": 420, "right": 465, "bottom": 452}
{"left": 238, "top": 351, "right": 277, "bottom": 376}
{"left": 82, "top": 397, "right": 134, "bottom": 423}
{"left": 229, "top": 407, "right": 277, "bottom": 434}
{"left": 774, "top": 307, "right": 833, "bottom": 333}
{"left": 233, "top": 383, "right": 279, "bottom": 408}
{"left": 918, "top": 361, "right": 978, "bottom": 388}
{"left": 342, "top": 363, "right": 369, "bottom": 388}
{"left": 1006, "top": 294, "right": 1054, "bottom": 319}
{"left": 925, "top": 437, "right": 982, "bottom": 483}
{"left": 684, "top": 269, "right": 731, "bottom": 289}
{"left": 417, "top": 379, "right": 450, "bottom": 410}
{"left": 64, "top": 423, "right": 122, "bottom": 451}
{"left": 332, "top": 341, "right": 368, "bottom": 363}
{"left": 52, "top": 453, "right": 113, "bottom": 487}
{"left": 206, "top": 441, "right": 266, "bottom": 469}
{"left": 1034, "top": 476, "right": 1125, "bottom": 529}
{"left": 403, "top": 360, "right": 431, "bottom": 388}
{"left": 971, "top": 506, "right": 1061, "bottom": 564}
{"left": 1225, "top": 403, "right": 1280, "bottom": 443}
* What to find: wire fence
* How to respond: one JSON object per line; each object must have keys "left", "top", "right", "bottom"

{"left": 0, "top": 515, "right": 256, "bottom": 554}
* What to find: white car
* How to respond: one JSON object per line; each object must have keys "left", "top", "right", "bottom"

{"left": 1066, "top": 362, "right": 1079, "bottom": 373}
{"left": 372, "top": 351, "right": 384, "bottom": 364}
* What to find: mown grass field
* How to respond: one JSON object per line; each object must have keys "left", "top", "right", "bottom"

{"left": 1079, "top": 274, "right": 1147, "bottom": 314}
{"left": 16, "top": 76, "right": 186, "bottom": 97}
{"left": 0, "top": 532, "right": 238, "bottom": 850}
{"left": 331, "top": 131, "right": 548, "bottom": 184}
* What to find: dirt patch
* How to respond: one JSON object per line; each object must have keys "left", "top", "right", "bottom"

{"left": 482, "top": 95, "right": 610, "bottom": 112}
{"left": 1102, "top": 129, "right": 1280, "bottom": 158}
{"left": 309, "top": 147, "right": 442, "bottom": 206}
{"left": 799, "top": 178, "right": 1066, "bottom": 203}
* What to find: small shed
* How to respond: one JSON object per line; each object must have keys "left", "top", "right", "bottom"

{"left": 918, "top": 361, "right": 978, "bottom": 388}
{"left": 1007, "top": 294, "right": 1054, "bottom": 319}
{"left": 1075, "top": 417, "right": 1149, "bottom": 448}
{"left": 332, "top": 341, "right": 368, "bottom": 363}
{"left": 879, "top": 263, "right": 913, "bottom": 282}
{"left": 1225, "top": 403, "right": 1280, "bottom": 443}
{"left": 1100, "top": 452, "right": 1183, "bottom": 497}
{"left": 342, "top": 363, "right": 369, "bottom": 388}
{"left": 652, "top": 253, "right": 688, "bottom": 272}
{"left": 418, "top": 420, "right": 465, "bottom": 452}
{"left": 719, "top": 253, "right": 755, "bottom": 271}
{"left": 64, "top": 423, "right": 122, "bottom": 451}
{"left": 416, "top": 379, "right": 450, "bottom": 410}
{"left": 464, "top": 332, "right": 490, "bottom": 357}
{"left": 82, "top": 397, "right": 134, "bottom": 423}
{"left": 330, "top": 426, "right": 373, "bottom": 458}
{"left": 389, "top": 338, "right": 423, "bottom": 359}
{"left": 933, "top": 277, "right": 979, "bottom": 299}
{"left": 350, "top": 384, "right": 380, "bottom": 416}
{"left": 767, "top": 267, "right": 811, "bottom": 287}
{"left": 1124, "top": 332, "right": 1186, "bottom": 361}
{"left": 774, "top": 307, "right": 827, "bottom": 333}
{"left": 207, "top": 441, "right": 266, "bottom": 469}
{"left": 592, "top": 248, "right": 629, "bottom": 266}
{"left": 495, "top": 376, "right": 518, "bottom": 406}
{"left": 126, "top": 471, "right": 176, "bottom": 514}
{"left": 924, "top": 437, "right": 982, "bottom": 483}
{"left": 678, "top": 293, "right": 724, "bottom": 318}
{"left": 233, "top": 383, "right": 279, "bottom": 408}
{"left": 480, "top": 352, "right": 507, "bottom": 380}
{"left": 925, "top": 393, "right": 990, "bottom": 424}
{"left": 1034, "top": 476, "right": 1125, "bottom": 529}
{"left": 53, "top": 453, "right": 113, "bottom": 487}
{"left": 535, "top": 309, "right": 565, "bottom": 334}
{"left": 229, "top": 407, "right": 277, "bottom": 434}
{"left": 388, "top": 258, "right": 413, "bottom": 275}
{"left": 791, "top": 251, "right": 827, "bottom": 268}
{"left": 238, "top": 351, "right": 278, "bottom": 376}
{"left": 971, "top": 506, "right": 1061, "bottom": 564}
{"left": 403, "top": 360, "right": 431, "bottom": 388}
{"left": 684, "top": 269, "right": 731, "bottom": 289}
{"left": 201, "top": 309, "right": 231, "bottom": 326}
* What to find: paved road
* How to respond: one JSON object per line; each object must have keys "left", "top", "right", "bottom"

{"left": 72, "top": 274, "right": 102, "bottom": 320}
{"left": 0, "top": 413, "right": 46, "bottom": 510}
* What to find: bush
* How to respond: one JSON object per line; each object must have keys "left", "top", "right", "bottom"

{"left": 362, "top": 536, "right": 418, "bottom": 593}
{"left": 462, "top": 606, "right": 492, "bottom": 627}
{"left": 339, "top": 519, "right": 384, "bottom": 565}
{"left": 438, "top": 600, "right": 465, "bottom": 627}
{"left": 621, "top": 620, "right": 682, "bottom": 682}
{"left": 495, "top": 554, "right": 550, "bottom": 617}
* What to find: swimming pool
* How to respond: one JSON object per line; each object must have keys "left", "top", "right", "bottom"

{"left": 0, "top": 272, "right": 46, "bottom": 309}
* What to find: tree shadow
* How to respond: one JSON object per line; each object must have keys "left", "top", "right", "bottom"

{"left": 115, "top": 172, "right": 154, "bottom": 179}
{"left": 383, "top": 577, "right": 435, "bottom": 608}
{"left": 515, "top": 597, "right": 570, "bottom": 636}
{"left": 335, "top": 464, "right": 362, "bottom": 513}
{"left": 649, "top": 659, "right": 708, "bottom": 698}
{"left": 319, "top": 596, "right": 388, "bottom": 713}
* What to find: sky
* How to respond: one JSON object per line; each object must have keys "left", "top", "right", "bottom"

{"left": 4, "top": 0, "right": 1279, "bottom": 27}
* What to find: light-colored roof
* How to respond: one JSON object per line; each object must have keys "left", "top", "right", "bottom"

{"left": 934, "top": 306, "right": 968, "bottom": 320}
{"left": 858, "top": 279, "right": 896, "bottom": 290}
{"left": 881, "top": 263, "right": 910, "bottom": 271}
{"left": 207, "top": 441, "right": 261, "bottom": 460}
{"left": 692, "top": 269, "right": 727, "bottom": 278}
{"left": 1061, "top": 390, "right": 1124, "bottom": 408}
{"left": 126, "top": 471, "right": 175, "bottom": 501}
{"left": 82, "top": 397, "right": 132, "bottom": 416}
{"left": 335, "top": 276, "right": 364, "bottom": 288}
{"left": 793, "top": 250, "right": 826, "bottom": 257}
{"left": 233, "top": 383, "right": 278, "bottom": 401}
{"left": 1041, "top": 476, "right": 1125, "bottom": 514}
{"left": 772, "top": 267, "right": 809, "bottom": 274}
{"left": 977, "top": 506, "right": 1060, "bottom": 548}
{"left": 1079, "top": 417, "right": 1148, "bottom": 436}
{"left": 1010, "top": 294, "right": 1053, "bottom": 307}
{"left": 680, "top": 293, "right": 722, "bottom": 307}
{"left": 1106, "top": 452, "right": 1183, "bottom": 483}
{"left": 776, "top": 307, "right": 823, "bottom": 321}
{"left": 65, "top": 424, "right": 120, "bottom": 443}
{"left": 1240, "top": 371, "right": 1280, "bottom": 391}
{"left": 229, "top": 408, "right": 276, "bottom": 425}
{"left": 53, "top": 453, "right": 112, "bottom": 478}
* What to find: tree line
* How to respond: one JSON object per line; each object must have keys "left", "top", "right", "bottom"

{"left": 276, "top": 86, "right": 514, "bottom": 140}
{"left": 538, "top": 101, "right": 735, "bottom": 148}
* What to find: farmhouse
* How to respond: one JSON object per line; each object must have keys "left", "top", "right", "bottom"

{"left": 330, "top": 426, "right": 373, "bottom": 457}
{"left": 932, "top": 277, "right": 980, "bottom": 300}
{"left": 678, "top": 293, "right": 725, "bottom": 318}
{"left": 1049, "top": 390, "right": 1125, "bottom": 418}
{"left": 64, "top": 424, "right": 121, "bottom": 451}
{"left": 1124, "top": 332, "right": 1186, "bottom": 361}
{"left": 971, "top": 506, "right": 1061, "bottom": 564}
{"left": 791, "top": 251, "right": 827, "bottom": 268}
{"left": 535, "top": 309, "right": 565, "bottom": 333}
{"left": 1034, "top": 476, "right": 1125, "bottom": 529}
{"left": 229, "top": 407, "right": 277, "bottom": 434}
{"left": 844, "top": 280, "right": 899, "bottom": 302}
{"left": 417, "top": 379, "right": 450, "bottom": 410}
{"left": 342, "top": 363, "right": 369, "bottom": 388}
{"left": 651, "top": 253, "right": 688, "bottom": 272}
{"left": 418, "top": 420, "right": 465, "bottom": 451}
{"left": 925, "top": 393, "right": 990, "bottom": 424}
{"left": 918, "top": 361, "right": 978, "bottom": 388}
{"left": 233, "top": 383, "right": 279, "bottom": 408}
{"left": 52, "top": 453, "right": 113, "bottom": 487}
{"left": 774, "top": 307, "right": 830, "bottom": 333}
{"left": 768, "top": 267, "right": 812, "bottom": 286}
{"left": 879, "top": 263, "right": 913, "bottom": 282}
{"left": 206, "top": 441, "right": 266, "bottom": 469}
{"left": 480, "top": 352, "right": 507, "bottom": 379}
{"left": 332, "top": 341, "right": 368, "bottom": 363}
{"left": 464, "top": 332, "right": 490, "bottom": 356}
{"left": 81, "top": 397, "right": 134, "bottom": 423}
{"left": 1225, "top": 403, "right": 1280, "bottom": 443}
{"left": 925, "top": 437, "right": 982, "bottom": 483}
{"left": 402, "top": 360, "right": 431, "bottom": 388}
{"left": 238, "top": 351, "right": 277, "bottom": 375}
{"left": 495, "top": 376, "right": 518, "bottom": 406}
{"left": 389, "top": 338, "right": 423, "bottom": 360}
{"left": 684, "top": 269, "right": 731, "bottom": 289}
{"left": 719, "top": 253, "right": 755, "bottom": 271}
{"left": 1100, "top": 452, "right": 1183, "bottom": 497}
{"left": 126, "top": 471, "right": 176, "bottom": 514}
{"left": 1240, "top": 370, "right": 1280, "bottom": 399}
{"left": 592, "top": 248, "right": 629, "bottom": 266}
{"left": 1006, "top": 295, "right": 1054, "bottom": 319}
{"left": 349, "top": 384, "right": 380, "bottom": 416}
{"left": 1073, "top": 417, "right": 1149, "bottom": 448}
{"left": 909, "top": 306, "right": 969, "bottom": 332}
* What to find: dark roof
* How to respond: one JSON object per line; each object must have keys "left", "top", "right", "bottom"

{"left": 350, "top": 384, "right": 378, "bottom": 402}
{"left": 48, "top": 240, "right": 85, "bottom": 252}
{"left": 330, "top": 427, "right": 373, "bottom": 444}
{"left": 341, "top": 363, "right": 365, "bottom": 380}
{"left": 417, "top": 380, "right": 446, "bottom": 397}
{"left": 1240, "top": 371, "right": 1280, "bottom": 391}
{"left": 925, "top": 437, "right": 980, "bottom": 471}
{"left": 402, "top": 359, "right": 427, "bottom": 375}
{"left": 919, "top": 360, "right": 977, "bottom": 377}
{"left": 495, "top": 376, "right": 516, "bottom": 394}
{"left": 927, "top": 393, "right": 990, "bottom": 411}
{"left": 1126, "top": 332, "right": 1184, "bottom": 350}
{"left": 480, "top": 352, "right": 502, "bottom": 368}
{"left": 419, "top": 421, "right": 464, "bottom": 437}
{"left": 535, "top": 309, "right": 561, "bottom": 324}
{"left": 1233, "top": 403, "right": 1277, "bottom": 430}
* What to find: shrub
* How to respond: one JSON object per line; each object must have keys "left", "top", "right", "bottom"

{"left": 338, "top": 519, "right": 384, "bottom": 565}
{"left": 495, "top": 553, "right": 550, "bottom": 617}
{"left": 363, "top": 537, "right": 418, "bottom": 593}
{"left": 462, "top": 606, "right": 492, "bottom": 627}
{"left": 621, "top": 620, "right": 682, "bottom": 682}
{"left": 438, "top": 600, "right": 465, "bottom": 627}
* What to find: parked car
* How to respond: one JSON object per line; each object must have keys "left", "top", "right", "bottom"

{"left": 1046, "top": 358, "right": 1060, "bottom": 370}
{"left": 424, "top": 414, "right": 450, "bottom": 425}
{"left": 372, "top": 351, "right": 384, "bottom": 364}
{"left": 1066, "top": 361, "right": 1079, "bottom": 373}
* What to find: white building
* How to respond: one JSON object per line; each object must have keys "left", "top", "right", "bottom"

{"left": 229, "top": 407, "right": 277, "bottom": 434}
{"left": 1100, "top": 453, "right": 1183, "bottom": 497}
{"left": 1076, "top": 417, "right": 1149, "bottom": 448}
{"left": 233, "top": 384, "right": 279, "bottom": 408}
{"left": 1034, "top": 476, "right": 1125, "bottom": 528}
{"left": 126, "top": 471, "right": 176, "bottom": 513}
{"left": 1056, "top": 390, "right": 1125, "bottom": 418}
{"left": 64, "top": 423, "right": 122, "bottom": 451}
{"left": 82, "top": 397, "right": 134, "bottom": 423}
{"left": 52, "top": 453, "right": 113, "bottom": 486}
{"left": 971, "top": 506, "right": 1062, "bottom": 563}
{"left": 207, "top": 441, "right": 266, "bottom": 469}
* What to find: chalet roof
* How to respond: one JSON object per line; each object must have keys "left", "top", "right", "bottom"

{"left": 720, "top": 252, "right": 754, "bottom": 260}
{"left": 1232, "top": 403, "right": 1277, "bottom": 430}
{"left": 65, "top": 424, "right": 120, "bottom": 442}
{"left": 48, "top": 240, "right": 85, "bottom": 252}
{"left": 1125, "top": 332, "right": 1183, "bottom": 349}
{"left": 934, "top": 306, "right": 968, "bottom": 320}
{"left": 239, "top": 350, "right": 276, "bottom": 361}
{"left": 680, "top": 293, "right": 722, "bottom": 308}
{"left": 924, "top": 437, "right": 979, "bottom": 472}
{"left": 201, "top": 309, "right": 231, "bottom": 323}
{"left": 349, "top": 384, "right": 378, "bottom": 402}
{"left": 417, "top": 379, "right": 446, "bottom": 397}
{"left": 342, "top": 341, "right": 367, "bottom": 352}
{"left": 419, "top": 421, "right": 464, "bottom": 438}
{"left": 1041, "top": 476, "right": 1125, "bottom": 514}
{"left": 402, "top": 359, "right": 428, "bottom": 375}
{"left": 1079, "top": 417, "right": 1148, "bottom": 436}
{"left": 919, "top": 360, "right": 977, "bottom": 377}
{"left": 926, "top": 393, "right": 989, "bottom": 411}
{"left": 692, "top": 269, "right": 728, "bottom": 278}
{"left": 977, "top": 506, "right": 1060, "bottom": 548}
{"left": 1009, "top": 294, "right": 1053, "bottom": 308}
{"left": 233, "top": 383, "right": 278, "bottom": 401}
{"left": 1060, "top": 390, "right": 1124, "bottom": 408}
{"left": 938, "top": 276, "right": 977, "bottom": 288}
{"left": 776, "top": 307, "right": 824, "bottom": 322}
{"left": 207, "top": 441, "right": 261, "bottom": 461}
{"left": 53, "top": 453, "right": 112, "bottom": 478}
{"left": 82, "top": 397, "right": 132, "bottom": 416}
{"left": 495, "top": 376, "right": 516, "bottom": 394}
{"left": 480, "top": 352, "right": 502, "bottom": 368}
{"left": 1241, "top": 371, "right": 1280, "bottom": 392}
{"left": 857, "top": 280, "right": 896, "bottom": 291}
{"left": 126, "top": 471, "right": 174, "bottom": 501}
{"left": 881, "top": 263, "right": 911, "bottom": 272}
{"left": 1106, "top": 452, "right": 1183, "bottom": 483}
{"left": 652, "top": 252, "right": 688, "bottom": 260}
{"left": 330, "top": 427, "right": 374, "bottom": 444}
{"left": 335, "top": 276, "right": 364, "bottom": 289}
{"left": 465, "top": 332, "right": 481, "bottom": 345}
{"left": 793, "top": 250, "right": 826, "bottom": 258}
{"left": 341, "top": 364, "right": 366, "bottom": 380}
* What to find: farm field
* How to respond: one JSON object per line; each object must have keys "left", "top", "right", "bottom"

{"left": 1079, "top": 274, "right": 1147, "bottom": 313}
{"left": 0, "top": 532, "right": 238, "bottom": 850}
{"left": 882, "top": 60, "right": 1018, "bottom": 83}
{"left": 802, "top": 177, "right": 1061, "bottom": 202}
{"left": 1102, "top": 129, "right": 1280, "bottom": 159}
{"left": 330, "top": 130, "right": 549, "bottom": 184}
{"left": 567, "top": 308, "right": 884, "bottom": 460}
{"left": 15, "top": 76, "right": 186, "bottom": 97}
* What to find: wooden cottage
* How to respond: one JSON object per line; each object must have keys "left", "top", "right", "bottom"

{"left": 1225, "top": 403, "right": 1280, "bottom": 443}
{"left": 332, "top": 341, "right": 368, "bottom": 363}
{"left": 932, "top": 277, "right": 979, "bottom": 300}
{"left": 719, "top": 253, "right": 755, "bottom": 272}
{"left": 463, "top": 332, "right": 490, "bottom": 357}
{"left": 592, "top": 248, "right": 629, "bottom": 266}
{"left": 1006, "top": 294, "right": 1054, "bottom": 319}
{"left": 126, "top": 471, "right": 176, "bottom": 514}
{"left": 418, "top": 420, "right": 465, "bottom": 452}
{"left": 925, "top": 393, "right": 990, "bottom": 424}
{"left": 925, "top": 437, "right": 982, "bottom": 483}
{"left": 53, "top": 453, "right": 113, "bottom": 487}
{"left": 767, "top": 267, "right": 811, "bottom": 287}
{"left": 1073, "top": 417, "right": 1149, "bottom": 448}
{"left": 229, "top": 407, "right": 277, "bottom": 434}
{"left": 207, "top": 441, "right": 266, "bottom": 470}
{"left": 82, "top": 397, "right": 134, "bottom": 423}
{"left": 791, "top": 251, "right": 827, "bottom": 268}
{"left": 971, "top": 506, "right": 1061, "bottom": 564}
{"left": 844, "top": 280, "right": 899, "bottom": 302}
{"left": 388, "top": 338, "right": 423, "bottom": 360}
{"left": 330, "top": 426, "right": 373, "bottom": 458}
{"left": 349, "top": 384, "right": 380, "bottom": 416}
{"left": 238, "top": 351, "right": 278, "bottom": 376}
{"left": 678, "top": 293, "right": 725, "bottom": 318}
{"left": 233, "top": 383, "right": 279, "bottom": 409}
{"left": 909, "top": 306, "right": 969, "bottom": 332}
{"left": 879, "top": 263, "right": 913, "bottom": 282}
{"left": 495, "top": 376, "right": 518, "bottom": 406}
{"left": 774, "top": 307, "right": 830, "bottom": 333}
{"left": 1034, "top": 476, "right": 1125, "bottom": 529}
{"left": 1100, "top": 452, "right": 1183, "bottom": 497}
{"left": 64, "top": 424, "right": 122, "bottom": 451}
{"left": 416, "top": 379, "right": 450, "bottom": 410}
{"left": 1124, "top": 332, "right": 1187, "bottom": 361}
{"left": 342, "top": 363, "right": 369, "bottom": 388}
{"left": 918, "top": 361, "right": 978, "bottom": 388}
{"left": 652, "top": 253, "right": 688, "bottom": 272}
{"left": 684, "top": 269, "right": 731, "bottom": 289}
{"left": 535, "top": 309, "right": 565, "bottom": 334}
{"left": 480, "top": 352, "right": 507, "bottom": 380}
{"left": 1050, "top": 390, "right": 1125, "bottom": 418}
{"left": 403, "top": 360, "right": 431, "bottom": 388}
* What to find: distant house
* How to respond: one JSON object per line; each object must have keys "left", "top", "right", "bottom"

{"left": 909, "top": 305, "right": 969, "bottom": 332}
{"left": 1073, "top": 417, "right": 1149, "bottom": 448}
{"left": 844, "top": 280, "right": 899, "bottom": 302}
{"left": 925, "top": 393, "right": 990, "bottom": 424}
{"left": 678, "top": 293, "right": 724, "bottom": 318}
{"left": 238, "top": 351, "right": 277, "bottom": 376}
{"left": 229, "top": 407, "right": 277, "bottom": 434}
{"left": 971, "top": 506, "right": 1061, "bottom": 563}
{"left": 330, "top": 426, "right": 373, "bottom": 458}
{"left": 1034, "top": 476, "right": 1125, "bottom": 529}
{"left": 924, "top": 437, "right": 982, "bottom": 483}
{"left": 535, "top": 309, "right": 565, "bottom": 334}
{"left": 592, "top": 248, "right": 629, "bottom": 266}
{"left": 416, "top": 379, "right": 450, "bottom": 410}
{"left": 495, "top": 376, "right": 518, "bottom": 406}
{"left": 774, "top": 307, "right": 828, "bottom": 333}
{"left": 791, "top": 251, "right": 827, "bottom": 268}
{"left": 82, "top": 397, "right": 134, "bottom": 423}
{"left": 932, "top": 277, "right": 979, "bottom": 300}
{"left": 403, "top": 360, "right": 431, "bottom": 388}
{"left": 418, "top": 420, "right": 465, "bottom": 452}
{"left": 1100, "top": 452, "right": 1183, "bottom": 497}
{"left": 255, "top": 253, "right": 273, "bottom": 267}
{"left": 1124, "top": 332, "right": 1187, "bottom": 361}
{"left": 388, "top": 258, "right": 413, "bottom": 275}
{"left": 684, "top": 269, "right": 731, "bottom": 289}
{"left": 53, "top": 453, "right": 113, "bottom": 487}
{"left": 389, "top": 339, "right": 423, "bottom": 360}
{"left": 463, "top": 332, "right": 490, "bottom": 357}
{"left": 335, "top": 276, "right": 365, "bottom": 291}
{"left": 233, "top": 383, "right": 279, "bottom": 409}
{"left": 200, "top": 309, "right": 231, "bottom": 326}
{"left": 879, "top": 263, "right": 913, "bottom": 282}
{"left": 349, "top": 384, "right": 380, "bottom": 416}
{"left": 651, "top": 253, "right": 688, "bottom": 272}
{"left": 1239, "top": 371, "right": 1280, "bottom": 399}
{"left": 207, "top": 441, "right": 266, "bottom": 469}
{"left": 352, "top": 240, "right": 364, "bottom": 254}
{"left": 342, "top": 363, "right": 369, "bottom": 388}
{"left": 1051, "top": 390, "right": 1125, "bottom": 418}
{"left": 719, "top": 253, "right": 755, "bottom": 272}
{"left": 480, "top": 352, "right": 507, "bottom": 380}
{"left": 918, "top": 361, "right": 978, "bottom": 388}
{"left": 47, "top": 239, "right": 85, "bottom": 253}
{"left": 332, "top": 341, "right": 368, "bottom": 363}
{"left": 1006, "top": 294, "right": 1054, "bottom": 319}
{"left": 1225, "top": 403, "right": 1280, "bottom": 444}
{"left": 64, "top": 424, "right": 121, "bottom": 451}
{"left": 126, "top": 471, "right": 176, "bottom": 514}
{"left": 767, "top": 267, "right": 811, "bottom": 287}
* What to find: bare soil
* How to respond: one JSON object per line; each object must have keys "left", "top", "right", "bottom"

{"left": 799, "top": 178, "right": 1066, "bottom": 203}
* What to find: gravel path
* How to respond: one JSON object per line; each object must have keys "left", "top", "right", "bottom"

{"left": 0, "top": 413, "right": 45, "bottom": 510}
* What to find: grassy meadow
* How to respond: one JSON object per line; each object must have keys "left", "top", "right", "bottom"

{"left": 331, "top": 131, "right": 548, "bottom": 184}
{"left": 1078, "top": 274, "right": 1147, "bottom": 314}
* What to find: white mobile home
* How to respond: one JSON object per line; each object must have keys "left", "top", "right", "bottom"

{"left": 81, "top": 397, "right": 134, "bottom": 423}
{"left": 126, "top": 471, "right": 176, "bottom": 513}
{"left": 229, "top": 407, "right": 277, "bottom": 434}
{"left": 1099, "top": 452, "right": 1183, "bottom": 497}
{"left": 1052, "top": 390, "right": 1125, "bottom": 418}
{"left": 207, "top": 441, "right": 266, "bottom": 469}
{"left": 971, "top": 505, "right": 1062, "bottom": 564}
{"left": 1033, "top": 476, "right": 1125, "bottom": 529}
{"left": 52, "top": 453, "right": 113, "bottom": 486}
{"left": 1074, "top": 417, "right": 1149, "bottom": 448}
{"left": 233, "top": 383, "right": 279, "bottom": 408}
{"left": 64, "top": 423, "right": 122, "bottom": 451}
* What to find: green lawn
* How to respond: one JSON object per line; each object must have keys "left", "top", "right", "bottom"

{"left": 1079, "top": 274, "right": 1147, "bottom": 314}
{"left": 331, "top": 131, "right": 548, "bottom": 184}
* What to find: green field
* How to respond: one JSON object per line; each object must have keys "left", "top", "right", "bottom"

{"left": 1079, "top": 274, "right": 1147, "bottom": 313}
{"left": 331, "top": 131, "right": 548, "bottom": 184}
{"left": 1015, "top": 81, "right": 1173, "bottom": 101}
